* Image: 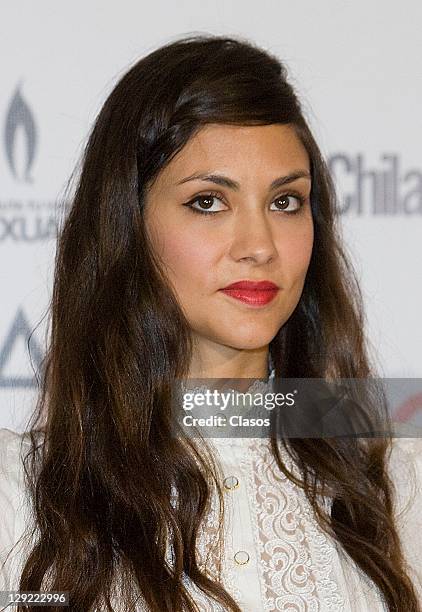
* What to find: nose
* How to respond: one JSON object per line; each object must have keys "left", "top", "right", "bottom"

{"left": 228, "top": 208, "right": 277, "bottom": 265}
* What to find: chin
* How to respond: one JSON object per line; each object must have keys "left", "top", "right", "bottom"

{"left": 213, "top": 327, "right": 280, "bottom": 351}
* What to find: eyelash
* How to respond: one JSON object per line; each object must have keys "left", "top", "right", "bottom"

{"left": 182, "top": 191, "right": 307, "bottom": 217}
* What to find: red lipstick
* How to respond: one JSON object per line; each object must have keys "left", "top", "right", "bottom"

{"left": 219, "top": 280, "right": 279, "bottom": 307}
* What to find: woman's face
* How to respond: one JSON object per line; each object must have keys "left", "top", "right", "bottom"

{"left": 144, "top": 123, "right": 313, "bottom": 363}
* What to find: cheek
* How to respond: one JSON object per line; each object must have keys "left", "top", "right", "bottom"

{"left": 155, "top": 225, "right": 217, "bottom": 294}
{"left": 277, "top": 222, "right": 314, "bottom": 280}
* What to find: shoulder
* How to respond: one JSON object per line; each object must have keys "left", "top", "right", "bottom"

{"left": 0, "top": 427, "right": 32, "bottom": 495}
{"left": 386, "top": 437, "right": 422, "bottom": 600}
{"left": 0, "top": 428, "right": 33, "bottom": 589}
{"left": 0, "top": 427, "right": 31, "bottom": 490}
{"left": 0, "top": 426, "right": 32, "bottom": 529}
{"left": 387, "top": 436, "right": 422, "bottom": 515}
{"left": 0, "top": 425, "right": 32, "bottom": 456}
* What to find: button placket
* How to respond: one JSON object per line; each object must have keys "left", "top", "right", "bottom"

{"left": 234, "top": 550, "right": 250, "bottom": 565}
{"left": 222, "top": 471, "right": 250, "bottom": 566}
{"left": 210, "top": 438, "right": 263, "bottom": 608}
{"left": 223, "top": 475, "right": 240, "bottom": 491}
{"left": 219, "top": 444, "right": 254, "bottom": 569}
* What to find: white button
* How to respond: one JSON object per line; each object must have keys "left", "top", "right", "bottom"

{"left": 223, "top": 475, "right": 239, "bottom": 490}
{"left": 234, "top": 550, "right": 250, "bottom": 565}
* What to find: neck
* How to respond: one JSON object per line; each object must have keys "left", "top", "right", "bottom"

{"left": 188, "top": 339, "right": 271, "bottom": 380}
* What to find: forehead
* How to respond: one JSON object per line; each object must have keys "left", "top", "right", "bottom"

{"left": 157, "top": 123, "right": 310, "bottom": 185}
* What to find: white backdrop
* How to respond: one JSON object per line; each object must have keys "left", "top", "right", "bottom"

{"left": 1, "top": 1, "right": 421, "bottom": 431}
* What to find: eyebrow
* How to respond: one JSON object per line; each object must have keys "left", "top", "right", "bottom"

{"left": 176, "top": 170, "right": 311, "bottom": 191}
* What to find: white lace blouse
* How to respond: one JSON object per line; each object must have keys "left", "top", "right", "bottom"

{"left": 0, "top": 425, "right": 421, "bottom": 611}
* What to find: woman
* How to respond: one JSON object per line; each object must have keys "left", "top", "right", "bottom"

{"left": 0, "top": 34, "right": 421, "bottom": 611}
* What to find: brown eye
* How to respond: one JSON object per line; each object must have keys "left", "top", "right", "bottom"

{"left": 271, "top": 194, "right": 305, "bottom": 214}
{"left": 196, "top": 196, "right": 215, "bottom": 210}
{"left": 183, "top": 192, "right": 226, "bottom": 216}
{"left": 274, "top": 195, "right": 291, "bottom": 210}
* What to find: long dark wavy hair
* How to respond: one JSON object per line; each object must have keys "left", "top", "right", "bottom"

{"left": 9, "top": 33, "right": 420, "bottom": 611}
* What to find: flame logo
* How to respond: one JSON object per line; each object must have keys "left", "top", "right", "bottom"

{"left": 4, "top": 83, "right": 38, "bottom": 182}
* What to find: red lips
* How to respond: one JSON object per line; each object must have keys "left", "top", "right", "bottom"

{"left": 221, "top": 280, "right": 279, "bottom": 290}
{"left": 219, "top": 280, "right": 279, "bottom": 307}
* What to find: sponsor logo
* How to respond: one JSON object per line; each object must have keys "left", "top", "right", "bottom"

{"left": 328, "top": 153, "right": 422, "bottom": 215}
{"left": 1, "top": 84, "right": 61, "bottom": 241}
{"left": 4, "top": 83, "right": 38, "bottom": 183}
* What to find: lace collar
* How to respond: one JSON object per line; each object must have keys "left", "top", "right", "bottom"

{"left": 180, "top": 367, "right": 275, "bottom": 396}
